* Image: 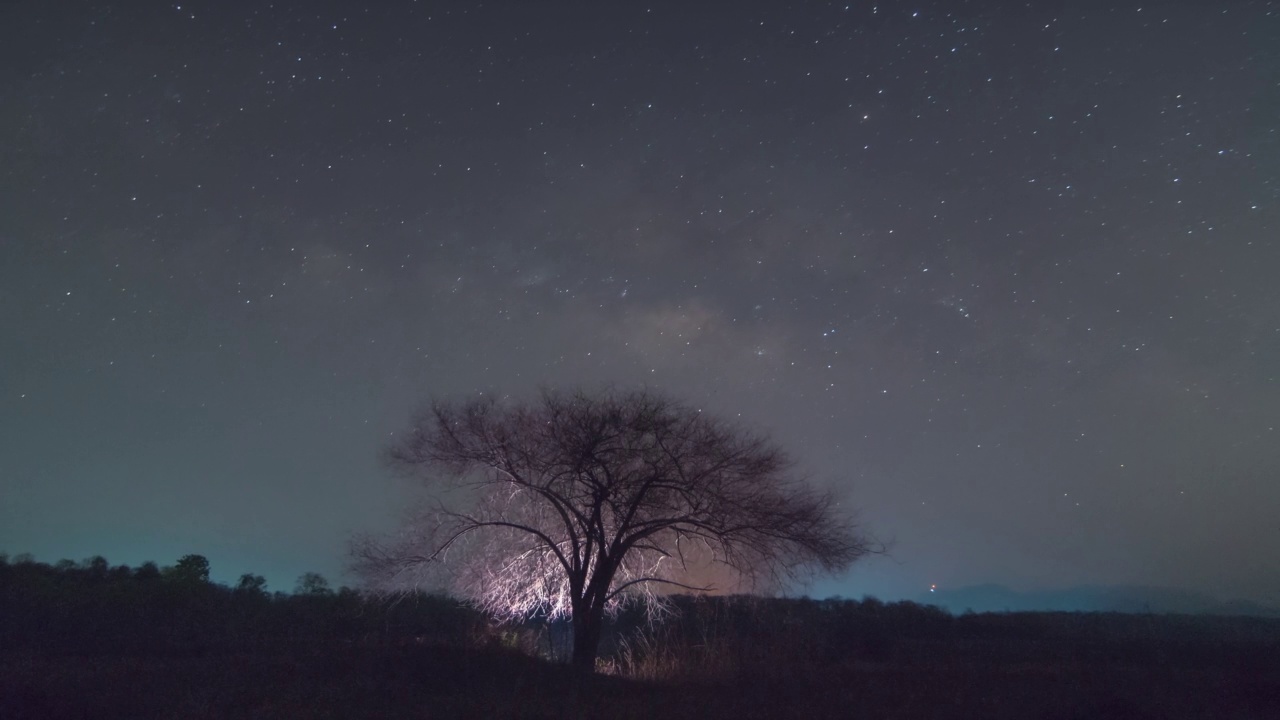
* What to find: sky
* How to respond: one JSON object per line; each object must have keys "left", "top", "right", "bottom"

{"left": 1, "top": 0, "right": 1277, "bottom": 604}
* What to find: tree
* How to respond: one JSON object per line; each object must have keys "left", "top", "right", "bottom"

{"left": 235, "top": 573, "right": 269, "bottom": 595}
{"left": 355, "top": 388, "right": 876, "bottom": 671}
{"left": 135, "top": 561, "right": 162, "bottom": 581}
{"left": 83, "top": 555, "right": 110, "bottom": 579}
{"left": 294, "top": 572, "right": 333, "bottom": 595}
{"left": 165, "top": 554, "right": 210, "bottom": 584}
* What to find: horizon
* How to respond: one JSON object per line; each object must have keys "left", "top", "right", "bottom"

{"left": 5, "top": 548, "right": 1278, "bottom": 617}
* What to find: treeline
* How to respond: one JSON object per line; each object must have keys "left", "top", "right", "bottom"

{"left": 0, "top": 553, "right": 487, "bottom": 656}
{"left": 602, "top": 594, "right": 1280, "bottom": 679}
{"left": 4, "top": 552, "right": 1278, "bottom": 676}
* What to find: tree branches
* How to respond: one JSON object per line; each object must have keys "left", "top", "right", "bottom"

{"left": 354, "top": 387, "right": 877, "bottom": 666}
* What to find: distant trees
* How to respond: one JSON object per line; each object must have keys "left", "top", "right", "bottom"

{"left": 0, "top": 553, "right": 481, "bottom": 654}
{"left": 84, "top": 555, "right": 110, "bottom": 578}
{"left": 165, "top": 554, "right": 211, "bottom": 584}
{"left": 135, "top": 561, "right": 162, "bottom": 581}
{"left": 355, "top": 388, "right": 876, "bottom": 671}
{"left": 236, "top": 573, "right": 269, "bottom": 595}
{"left": 295, "top": 572, "right": 333, "bottom": 595}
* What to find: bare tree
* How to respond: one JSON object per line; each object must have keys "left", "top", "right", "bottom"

{"left": 354, "top": 388, "right": 875, "bottom": 671}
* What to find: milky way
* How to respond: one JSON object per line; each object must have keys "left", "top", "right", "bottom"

{"left": 2, "top": 1, "right": 1277, "bottom": 603}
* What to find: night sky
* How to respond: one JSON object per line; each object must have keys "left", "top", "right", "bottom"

{"left": 2, "top": 1, "right": 1277, "bottom": 604}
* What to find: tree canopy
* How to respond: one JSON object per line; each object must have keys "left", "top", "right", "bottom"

{"left": 355, "top": 388, "right": 875, "bottom": 669}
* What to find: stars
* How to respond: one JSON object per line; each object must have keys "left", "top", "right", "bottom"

{"left": 1, "top": 0, "right": 1275, "bottom": 607}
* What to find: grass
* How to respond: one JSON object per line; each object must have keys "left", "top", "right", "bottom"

{"left": 7, "top": 560, "right": 1274, "bottom": 716}
{"left": 2, "top": 634, "right": 1275, "bottom": 720}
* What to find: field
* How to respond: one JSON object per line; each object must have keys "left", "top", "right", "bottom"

{"left": 2, "top": 557, "right": 1277, "bottom": 719}
{"left": 4, "top": 641, "right": 1276, "bottom": 719}
{"left": 4, "top": 619, "right": 1277, "bottom": 719}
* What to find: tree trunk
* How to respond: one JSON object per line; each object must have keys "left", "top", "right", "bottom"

{"left": 570, "top": 607, "right": 604, "bottom": 672}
